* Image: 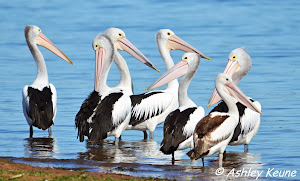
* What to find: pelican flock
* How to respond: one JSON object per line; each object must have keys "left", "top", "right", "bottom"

{"left": 22, "top": 25, "right": 263, "bottom": 168}
{"left": 128, "top": 29, "right": 210, "bottom": 139}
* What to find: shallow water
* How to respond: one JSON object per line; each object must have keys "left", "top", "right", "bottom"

{"left": 0, "top": 0, "right": 300, "bottom": 180}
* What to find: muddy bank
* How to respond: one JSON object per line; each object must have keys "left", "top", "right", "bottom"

{"left": 0, "top": 157, "right": 166, "bottom": 180}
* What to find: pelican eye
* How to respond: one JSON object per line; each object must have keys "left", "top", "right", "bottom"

{"left": 232, "top": 56, "right": 236, "bottom": 60}
{"left": 184, "top": 57, "right": 188, "bottom": 60}
{"left": 95, "top": 44, "right": 99, "bottom": 49}
{"left": 118, "top": 33, "right": 123, "bottom": 37}
{"left": 38, "top": 28, "right": 41, "bottom": 32}
{"left": 226, "top": 78, "right": 229, "bottom": 81}
{"left": 167, "top": 32, "right": 171, "bottom": 36}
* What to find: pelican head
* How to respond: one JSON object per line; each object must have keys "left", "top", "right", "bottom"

{"left": 92, "top": 34, "right": 115, "bottom": 92}
{"left": 147, "top": 53, "right": 200, "bottom": 90}
{"left": 214, "top": 73, "right": 262, "bottom": 115}
{"left": 105, "top": 27, "right": 160, "bottom": 72}
{"left": 156, "top": 29, "right": 210, "bottom": 60}
{"left": 25, "top": 25, "right": 73, "bottom": 64}
{"left": 227, "top": 48, "right": 251, "bottom": 84}
{"left": 208, "top": 48, "right": 252, "bottom": 107}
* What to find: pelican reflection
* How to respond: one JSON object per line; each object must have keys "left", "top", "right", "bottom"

{"left": 78, "top": 139, "right": 174, "bottom": 164}
{"left": 24, "top": 137, "right": 58, "bottom": 158}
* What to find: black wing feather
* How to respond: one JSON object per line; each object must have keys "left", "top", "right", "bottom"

{"left": 129, "top": 91, "right": 164, "bottom": 126}
{"left": 160, "top": 107, "right": 197, "bottom": 155}
{"left": 75, "top": 91, "right": 101, "bottom": 142}
{"left": 89, "top": 92, "right": 123, "bottom": 141}
{"left": 28, "top": 87, "right": 53, "bottom": 130}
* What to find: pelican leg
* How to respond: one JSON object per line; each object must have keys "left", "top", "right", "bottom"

{"left": 244, "top": 144, "right": 248, "bottom": 152}
{"left": 143, "top": 131, "right": 148, "bottom": 139}
{"left": 114, "top": 137, "right": 119, "bottom": 146}
{"left": 48, "top": 127, "right": 52, "bottom": 138}
{"left": 190, "top": 158, "right": 195, "bottom": 166}
{"left": 172, "top": 152, "right": 175, "bottom": 165}
{"left": 218, "top": 153, "right": 223, "bottom": 168}
{"left": 202, "top": 158, "right": 205, "bottom": 167}
{"left": 223, "top": 150, "right": 227, "bottom": 160}
{"left": 30, "top": 126, "right": 33, "bottom": 138}
{"left": 149, "top": 131, "right": 154, "bottom": 140}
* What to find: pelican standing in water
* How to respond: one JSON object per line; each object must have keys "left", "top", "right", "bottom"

{"left": 84, "top": 33, "right": 159, "bottom": 145}
{"left": 75, "top": 28, "right": 159, "bottom": 142}
{"left": 187, "top": 73, "right": 262, "bottom": 167}
{"left": 128, "top": 29, "right": 210, "bottom": 139}
{"left": 147, "top": 53, "right": 205, "bottom": 164}
{"left": 207, "top": 48, "right": 261, "bottom": 152}
{"left": 22, "top": 25, "right": 73, "bottom": 138}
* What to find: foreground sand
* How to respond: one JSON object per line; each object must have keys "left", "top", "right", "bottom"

{"left": 0, "top": 158, "right": 165, "bottom": 181}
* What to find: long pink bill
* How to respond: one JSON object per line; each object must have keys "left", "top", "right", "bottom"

{"left": 146, "top": 59, "right": 188, "bottom": 90}
{"left": 116, "top": 37, "right": 160, "bottom": 72}
{"left": 35, "top": 32, "right": 73, "bottom": 65}
{"left": 207, "top": 60, "right": 240, "bottom": 107}
{"left": 224, "top": 81, "right": 262, "bottom": 114}
{"left": 94, "top": 47, "right": 106, "bottom": 92}
{"left": 167, "top": 35, "right": 211, "bottom": 60}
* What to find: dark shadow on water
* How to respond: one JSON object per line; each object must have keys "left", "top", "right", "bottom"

{"left": 24, "top": 137, "right": 57, "bottom": 158}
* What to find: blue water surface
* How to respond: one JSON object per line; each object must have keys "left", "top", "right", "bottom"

{"left": 0, "top": 0, "right": 299, "bottom": 180}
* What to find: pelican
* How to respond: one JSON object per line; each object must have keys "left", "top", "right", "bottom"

{"left": 128, "top": 29, "right": 210, "bottom": 139}
{"left": 75, "top": 28, "right": 159, "bottom": 142}
{"left": 187, "top": 73, "right": 262, "bottom": 167}
{"left": 85, "top": 33, "right": 158, "bottom": 145}
{"left": 22, "top": 25, "right": 73, "bottom": 138}
{"left": 147, "top": 53, "right": 205, "bottom": 164}
{"left": 207, "top": 48, "right": 261, "bottom": 152}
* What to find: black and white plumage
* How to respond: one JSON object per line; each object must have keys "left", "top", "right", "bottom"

{"left": 129, "top": 90, "right": 177, "bottom": 139}
{"left": 75, "top": 28, "right": 159, "bottom": 143}
{"left": 161, "top": 108, "right": 197, "bottom": 155}
{"left": 187, "top": 73, "right": 262, "bottom": 167}
{"left": 75, "top": 91, "right": 101, "bottom": 142}
{"left": 147, "top": 53, "right": 206, "bottom": 163}
{"left": 128, "top": 29, "right": 210, "bottom": 139}
{"left": 161, "top": 107, "right": 205, "bottom": 164}
{"left": 130, "top": 91, "right": 165, "bottom": 127}
{"left": 89, "top": 92, "right": 129, "bottom": 140}
{"left": 22, "top": 25, "right": 73, "bottom": 138}
{"left": 207, "top": 48, "right": 261, "bottom": 152}
{"left": 88, "top": 89, "right": 132, "bottom": 145}
{"left": 209, "top": 99, "right": 261, "bottom": 148}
